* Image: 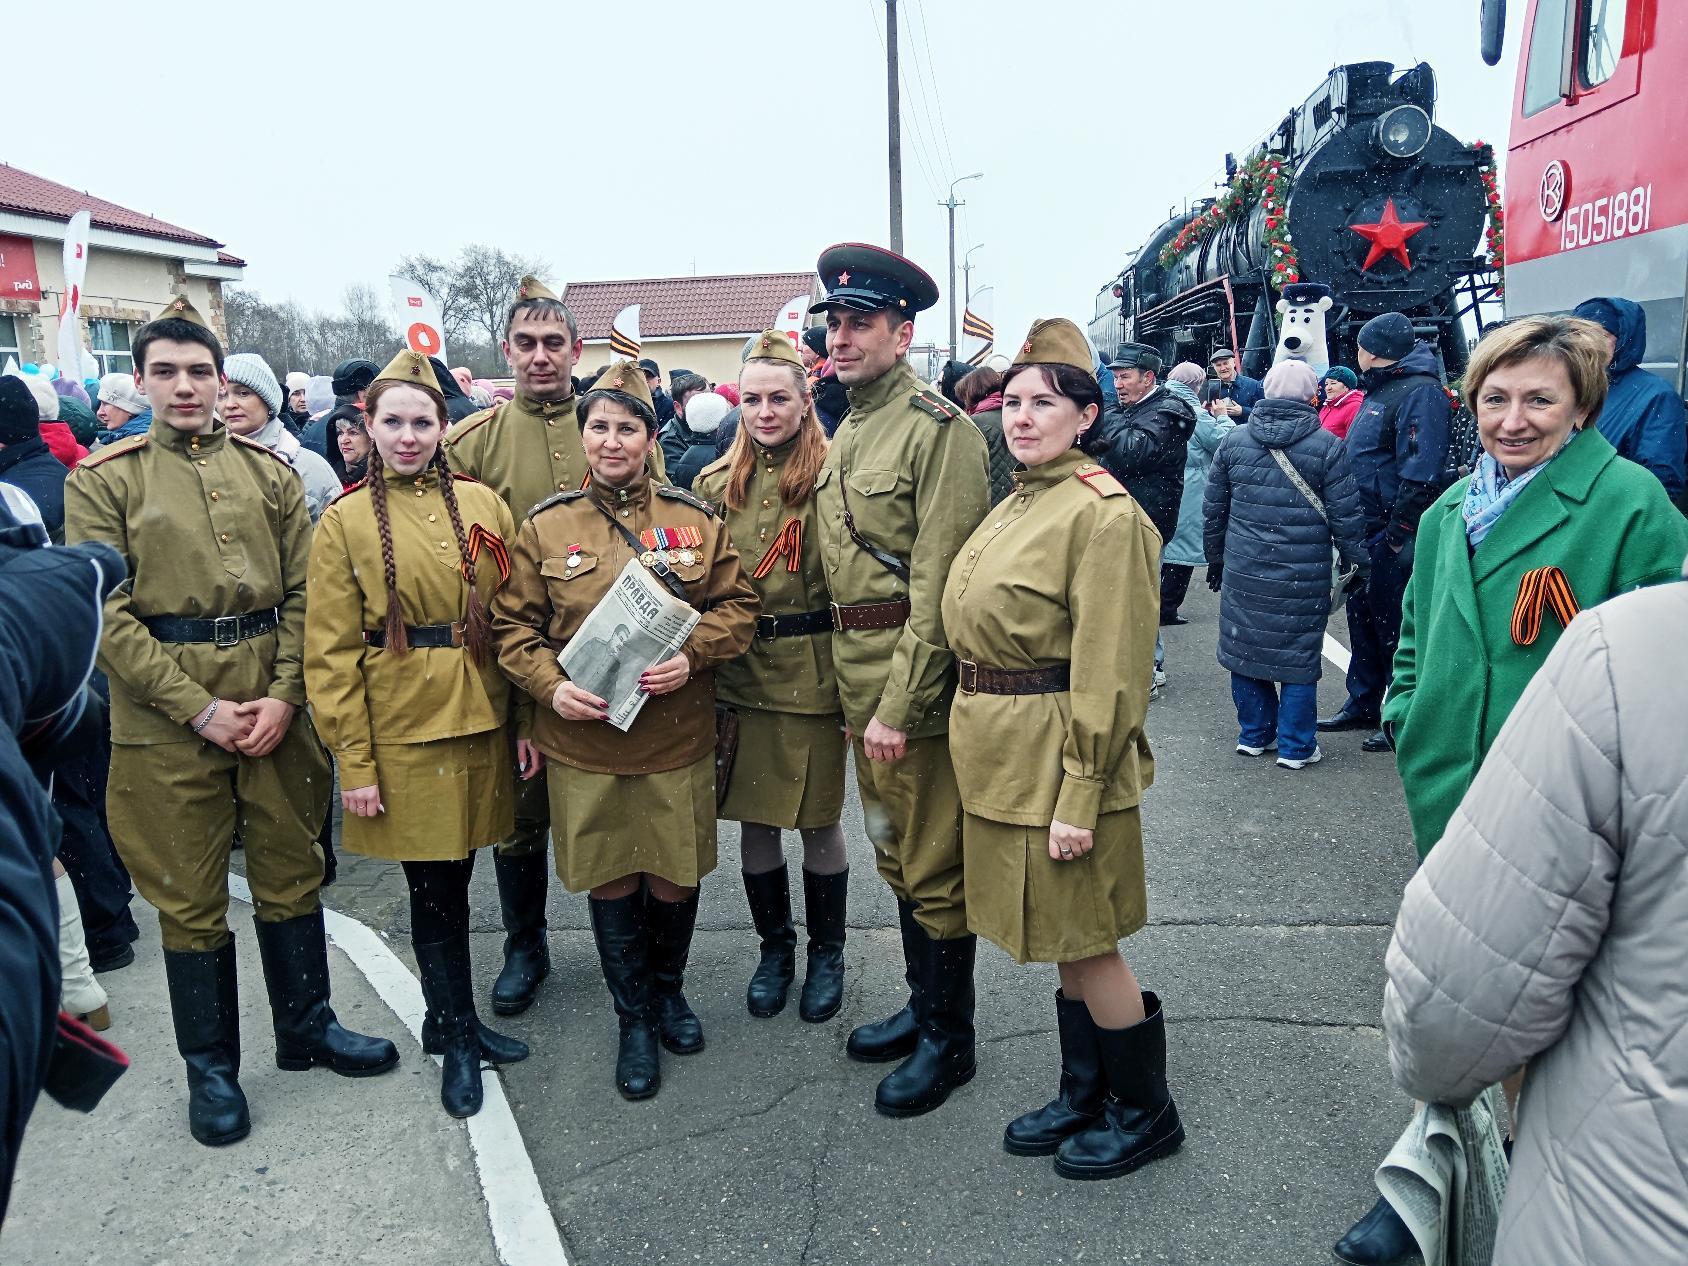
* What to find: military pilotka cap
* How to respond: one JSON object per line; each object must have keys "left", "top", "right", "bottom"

{"left": 809, "top": 242, "right": 940, "bottom": 315}
{"left": 154, "top": 293, "right": 217, "bottom": 338}
{"left": 584, "top": 358, "right": 656, "bottom": 418}
{"left": 373, "top": 349, "right": 446, "bottom": 393}
{"left": 1109, "top": 341, "right": 1163, "bottom": 373}
{"left": 515, "top": 274, "right": 560, "bottom": 302}
{"left": 745, "top": 329, "right": 804, "bottom": 370}
{"left": 1010, "top": 318, "right": 1093, "bottom": 373}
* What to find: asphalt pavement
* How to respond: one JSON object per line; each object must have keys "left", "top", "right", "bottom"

{"left": 2, "top": 583, "right": 1423, "bottom": 1266}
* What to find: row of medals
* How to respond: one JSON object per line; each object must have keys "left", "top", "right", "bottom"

{"left": 561, "top": 547, "right": 698, "bottom": 570}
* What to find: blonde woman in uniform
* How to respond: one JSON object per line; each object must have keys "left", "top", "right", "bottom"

{"left": 492, "top": 362, "right": 759, "bottom": 1101}
{"left": 305, "top": 350, "right": 536, "bottom": 1120}
{"left": 694, "top": 331, "right": 849, "bottom": 1024}
{"left": 942, "top": 319, "right": 1184, "bottom": 1181}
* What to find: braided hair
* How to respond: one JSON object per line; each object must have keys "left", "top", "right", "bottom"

{"left": 363, "top": 440, "right": 409, "bottom": 656}
{"left": 432, "top": 447, "right": 492, "bottom": 666}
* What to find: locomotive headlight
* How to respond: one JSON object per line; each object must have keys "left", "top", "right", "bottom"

{"left": 1373, "top": 105, "right": 1431, "bottom": 160}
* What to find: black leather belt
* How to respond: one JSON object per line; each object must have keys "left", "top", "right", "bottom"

{"left": 364, "top": 622, "right": 463, "bottom": 649}
{"left": 755, "top": 609, "right": 833, "bottom": 641}
{"left": 141, "top": 608, "right": 279, "bottom": 647}
{"left": 957, "top": 660, "right": 1072, "bottom": 696}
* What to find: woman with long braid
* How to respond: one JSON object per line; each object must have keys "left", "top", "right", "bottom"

{"left": 305, "top": 350, "right": 541, "bottom": 1119}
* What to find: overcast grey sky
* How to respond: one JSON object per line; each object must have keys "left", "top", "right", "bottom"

{"left": 15, "top": 0, "right": 1522, "bottom": 359}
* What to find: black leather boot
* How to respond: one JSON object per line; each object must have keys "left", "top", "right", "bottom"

{"left": 1054, "top": 990, "right": 1185, "bottom": 1179}
{"left": 742, "top": 866, "right": 796, "bottom": 1018}
{"left": 1003, "top": 991, "right": 1104, "bottom": 1155}
{"left": 799, "top": 869, "right": 847, "bottom": 1024}
{"left": 255, "top": 911, "right": 399, "bottom": 1077}
{"left": 1332, "top": 1196, "right": 1417, "bottom": 1265}
{"left": 490, "top": 850, "right": 550, "bottom": 1015}
{"left": 647, "top": 888, "right": 705, "bottom": 1054}
{"left": 874, "top": 930, "right": 976, "bottom": 1118}
{"left": 420, "top": 1014, "right": 531, "bottom": 1065}
{"left": 162, "top": 939, "right": 250, "bottom": 1146}
{"left": 847, "top": 899, "right": 922, "bottom": 1062}
{"left": 589, "top": 892, "right": 661, "bottom": 1099}
{"left": 414, "top": 934, "right": 489, "bottom": 1118}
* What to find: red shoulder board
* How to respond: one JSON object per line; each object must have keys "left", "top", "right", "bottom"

{"left": 231, "top": 433, "right": 293, "bottom": 465}
{"left": 1074, "top": 463, "right": 1126, "bottom": 497}
{"left": 449, "top": 471, "right": 482, "bottom": 485}
{"left": 75, "top": 436, "right": 149, "bottom": 468}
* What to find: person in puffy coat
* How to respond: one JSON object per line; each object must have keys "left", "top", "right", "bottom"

{"left": 1383, "top": 563, "right": 1688, "bottom": 1266}
{"left": 953, "top": 366, "right": 1013, "bottom": 506}
{"left": 1571, "top": 296, "right": 1686, "bottom": 500}
{"left": 1203, "top": 359, "right": 1365, "bottom": 769}
{"left": 1158, "top": 364, "right": 1233, "bottom": 624}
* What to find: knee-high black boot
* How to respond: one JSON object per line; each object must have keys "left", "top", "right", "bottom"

{"left": 589, "top": 892, "right": 660, "bottom": 1100}
{"left": 162, "top": 938, "right": 249, "bottom": 1146}
{"left": 491, "top": 850, "right": 550, "bottom": 1015}
{"left": 799, "top": 869, "right": 847, "bottom": 1023}
{"left": 255, "top": 910, "right": 399, "bottom": 1077}
{"left": 646, "top": 888, "right": 704, "bottom": 1054}
{"left": 1003, "top": 991, "right": 1104, "bottom": 1155}
{"left": 742, "top": 866, "right": 796, "bottom": 1018}
{"left": 414, "top": 933, "right": 493, "bottom": 1118}
{"left": 846, "top": 898, "right": 921, "bottom": 1062}
{"left": 1053, "top": 991, "right": 1185, "bottom": 1180}
{"left": 874, "top": 928, "right": 976, "bottom": 1117}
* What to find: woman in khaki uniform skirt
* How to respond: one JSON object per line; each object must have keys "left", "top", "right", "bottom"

{"left": 306, "top": 350, "right": 537, "bottom": 1120}
{"left": 493, "top": 361, "right": 758, "bottom": 1101}
{"left": 694, "top": 331, "right": 849, "bottom": 1025}
{"left": 942, "top": 319, "right": 1184, "bottom": 1182}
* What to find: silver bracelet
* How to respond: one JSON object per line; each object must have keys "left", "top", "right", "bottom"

{"left": 191, "top": 699, "right": 219, "bottom": 735}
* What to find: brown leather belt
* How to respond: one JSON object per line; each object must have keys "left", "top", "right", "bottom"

{"left": 830, "top": 599, "right": 911, "bottom": 632}
{"left": 957, "top": 660, "right": 1072, "bottom": 696}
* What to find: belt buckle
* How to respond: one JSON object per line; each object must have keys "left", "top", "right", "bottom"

{"left": 957, "top": 660, "right": 977, "bottom": 695}
{"left": 755, "top": 616, "right": 775, "bottom": 643}
{"left": 829, "top": 602, "right": 845, "bottom": 632}
{"left": 213, "top": 615, "right": 240, "bottom": 648}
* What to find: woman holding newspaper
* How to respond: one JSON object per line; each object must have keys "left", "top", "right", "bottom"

{"left": 304, "top": 350, "right": 537, "bottom": 1121}
{"left": 492, "top": 361, "right": 758, "bottom": 1102}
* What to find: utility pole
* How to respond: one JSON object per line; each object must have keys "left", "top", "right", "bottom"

{"left": 963, "top": 242, "right": 984, "bottom": 306}
{"left": 887, "top": 0, "right": 902, "bottom": 252}
{"left": 942, "top": 173, "right": 983, "bottom": 356}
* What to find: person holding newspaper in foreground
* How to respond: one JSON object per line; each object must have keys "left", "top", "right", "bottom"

{"left": 492, "top": 361, "right": 758, "bottom": 1102}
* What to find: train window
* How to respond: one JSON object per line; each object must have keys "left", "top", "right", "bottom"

{"left": 1522, "top": 0, "right": 1572, "bottom": 115}
{"left": 1578, "top": 0, "right": 1627, "bottom": 88}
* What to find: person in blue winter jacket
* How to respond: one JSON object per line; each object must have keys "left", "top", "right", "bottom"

{"left": 1571, "top": 296, "right": 1686, "bottom": 501}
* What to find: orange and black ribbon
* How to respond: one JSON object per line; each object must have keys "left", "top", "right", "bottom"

{"left": 464, "top": 523, "right": 511, "bottom": 588}
{"left": 1511, "top": 565, "right": 1581, "bottom": 646}
{"left": 753, "top": 517, "right": 804, "bottom": 580}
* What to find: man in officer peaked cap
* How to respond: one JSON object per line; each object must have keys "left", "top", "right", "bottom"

{"left": 809, "top": 241, "right": 990, "bottom": 1119}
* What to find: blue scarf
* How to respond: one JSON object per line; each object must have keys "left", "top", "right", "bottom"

{"left": 1461, "top": 431, "right": 1578, "bottom": 547}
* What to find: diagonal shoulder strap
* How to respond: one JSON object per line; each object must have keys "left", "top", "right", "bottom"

{"left": 586, "top": 496, "right": 690, "bottom": 603}
{"left": 837, "top": 474, "right": 911, "bottom": 583}
{"left": 1268, "top": 446, "right": 1326, "bottom": 521}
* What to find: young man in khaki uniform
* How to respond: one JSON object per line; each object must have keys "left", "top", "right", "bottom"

{"left": 64, "top": 297, "right": 396, "bottom": 1148}
{"left": 809, "top": 243, "right": 991, "bottom": 1117}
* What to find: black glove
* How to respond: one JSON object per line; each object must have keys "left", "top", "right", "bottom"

{"left": 1206, "top": 563, "right": 1223, "bottom": 592}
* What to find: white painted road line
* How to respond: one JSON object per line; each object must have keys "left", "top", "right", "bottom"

{"left": 1322, "top": 633, "right": 1352, "bottom": 673}
{"left": 229, "top": 874, "right": 568, "bottom": 1266}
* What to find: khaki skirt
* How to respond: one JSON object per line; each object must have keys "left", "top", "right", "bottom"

{"left": 548, "top": 753, "right": 717, "bottom": 892}
{"left": 719, "top": 707, "right": 847, "bottom": 829}
{"left": 340, "top": 731, "right": 514, "bottom": 863}
{"left": 962, "top": 806, "right": 1147, "bottom": 965}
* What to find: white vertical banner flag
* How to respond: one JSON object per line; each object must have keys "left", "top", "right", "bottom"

{"left": 609, "top": 305, "right": 641, "bottom": 359}
{"left": 961, "top": 286, "right": 995, "bottom": 366}
{"left": 772, "top": 295, "right": 811, "bottom": 348}
{"left": 58, "top": 209, "right": 92, "bottom": 378}
{"left": 389, "top": 275, "right": 447, "bottom": 361}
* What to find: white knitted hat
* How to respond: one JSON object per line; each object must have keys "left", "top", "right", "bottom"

{"left": 223, "top": 353, "right": 282, "bottom": 418}
{"left": 97, "top": 372, "right": 149, "bottom": 416}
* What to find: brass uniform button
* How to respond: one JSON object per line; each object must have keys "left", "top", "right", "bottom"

{"left": 219, "top": 533, "right": 230, "bottom": 543}
{"left": 619, "top": 509, "right": 630, "bottom": 518}
{"left": 210, "top": 491, "right": 219, "bottom": 501}
{"left": 558, "top": 482, "right": 567, "bottom": 490}
{"left": 197, "top": 459, "right": 208, "bottom": 467}
{"left": 428, "top": 513, "right": 437, "bottom": 522}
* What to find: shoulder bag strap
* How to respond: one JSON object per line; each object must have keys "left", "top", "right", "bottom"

{"left": 837, "top": 474, "right": 911, "bottom": 583}
{"left": 1268, "top": 446, "right": 1326, "bottom": 521}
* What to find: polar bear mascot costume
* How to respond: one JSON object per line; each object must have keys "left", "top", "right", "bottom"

{"left": 1273, "top": 281, "right": 1334, "bottom": 376}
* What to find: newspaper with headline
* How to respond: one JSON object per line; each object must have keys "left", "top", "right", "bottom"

{"left": 558, "top": 558, "right": 699, "bottom": 733}
{"left": 1374, "top": 1085, "right": 1509, "bottom": 1266}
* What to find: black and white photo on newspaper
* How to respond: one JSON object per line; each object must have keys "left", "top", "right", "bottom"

{"left": 559, "top": 558, "right": 701, "bottom": 732}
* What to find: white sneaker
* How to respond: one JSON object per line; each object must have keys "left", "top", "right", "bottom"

{"left": 1275, "top": 747, "right": 1324, "bottom": 770}
{"left": 1152, "top": 667, "right": 1167, "bottom": 689}
{"left": 1236, "top": 741, "right": 1278, "bottom": 757}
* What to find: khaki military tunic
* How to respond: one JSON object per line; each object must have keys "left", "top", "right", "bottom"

{"left": 491, "top": 473, "right": 758, "bottom": 891}
{"left": 814, "top": 359, "right": 989, "bottom": 938}
{"left": 941, "top": 451, "right": 1161, "bottom": 963}
{"left": 305, "top": 469, "right": 521, "bottom": 861}
{"left": 695, "top": 440, "right": 846, "bottom": 829}
{"left": 64, "top": 418, "right": 327, "bottom": 952}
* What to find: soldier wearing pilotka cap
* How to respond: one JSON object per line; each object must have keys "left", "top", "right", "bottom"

{"left": 809, "top": 242, "right": 991, "bottom": 1118}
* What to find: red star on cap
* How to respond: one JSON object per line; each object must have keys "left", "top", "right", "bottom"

{"left": 1349, "top": 198, "right": 1429, "bottom": 271}
{"left": 838, "top": 270, "right": 851, "bottom": 285}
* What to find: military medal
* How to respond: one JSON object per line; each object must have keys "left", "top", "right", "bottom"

{"left": 639, "top": 551, "right": 658, "bottom": 566}
{"left": 677, "top": 548, "right": 697, "bottom": 566}
{"left": 638, "top": 525, "right": 702, "bottom": 569}
{"left": 565, "top": 543, "right": 583, "bottom": 569}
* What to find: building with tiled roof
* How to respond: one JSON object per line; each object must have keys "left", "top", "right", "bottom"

{"left": 0, "top": 163, "right": 244, "bottom": 377}
{"left": 563, "top": 271, "right": 818, "bottom": 386}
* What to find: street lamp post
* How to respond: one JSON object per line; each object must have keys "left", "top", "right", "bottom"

{"left": 942, "top": 172, "right": 983, "bottom": 356}
{"left": 963, "top": 242, "right": 984, "bottom": 307}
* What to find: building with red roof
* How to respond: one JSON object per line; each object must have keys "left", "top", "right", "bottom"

{"left": 0, "top": 163, "right": 244, "bottom": 377}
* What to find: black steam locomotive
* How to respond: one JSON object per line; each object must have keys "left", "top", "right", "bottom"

{"left": 1090, "top": 61, "right": 1499, "bottom": 377}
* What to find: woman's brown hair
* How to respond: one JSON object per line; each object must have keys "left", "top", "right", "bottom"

{"left": 1463, "top": 315, "right": 1610, "bottom": 426}
{"left": 719, "top": 357, "right": 828, "bottom": 511}
{"left": 954, "top": 366, "right": 1003, "bottom": 413}
{"left": 362, "top": 378, "right": 493, "bottom": 665}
